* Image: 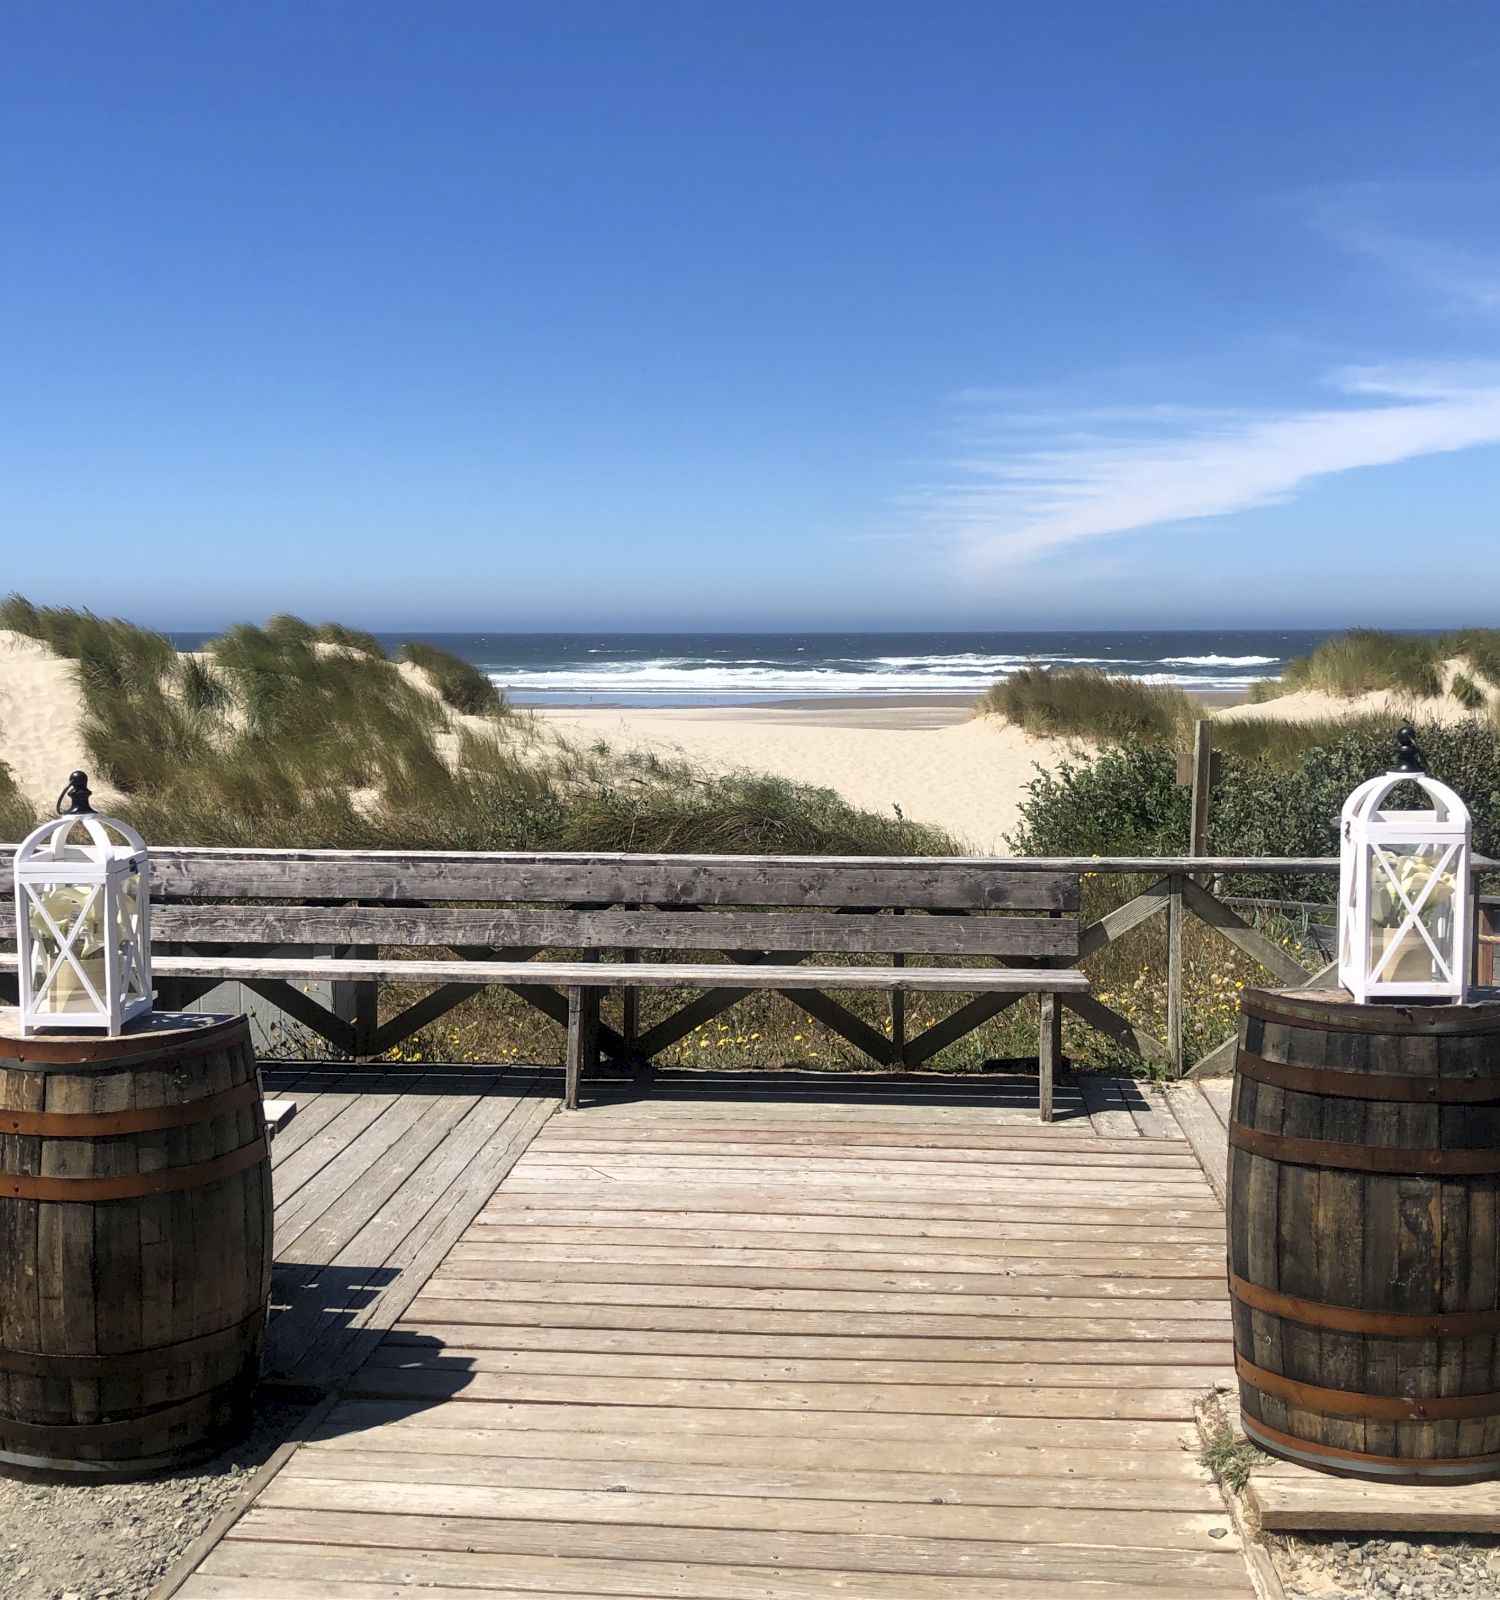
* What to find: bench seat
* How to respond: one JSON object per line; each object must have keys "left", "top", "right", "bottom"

{"left": 0, "top": 847, "right": 1089, "bottom": 1119}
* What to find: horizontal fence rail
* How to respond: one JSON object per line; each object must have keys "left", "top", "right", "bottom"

{"left": 1, "top": 848, "right": 1495, "bottom": 1079}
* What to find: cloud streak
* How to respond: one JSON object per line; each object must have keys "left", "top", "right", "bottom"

{"left": 931, "top": 365, "right": 1500, "bottom": 569}
{"left": 1309, "top": 183, "right": 1500, "bottom": 317}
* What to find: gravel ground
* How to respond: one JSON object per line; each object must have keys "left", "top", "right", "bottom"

{"left": 1270, "top": 1533, "right": 1500, "bottom": 1599}
{"left": 1198, "top": 1391, "right": 1500, "bottom": 1600}
{"left": 0, "top": 1392, "right": 314, "bottom": 1600}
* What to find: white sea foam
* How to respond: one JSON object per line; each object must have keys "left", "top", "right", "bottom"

{"left": 492, "top": 651, "right": 1282, "bottom": 699}
{"left": 1157, "top": 654, "right": 1279, "bottom": 667}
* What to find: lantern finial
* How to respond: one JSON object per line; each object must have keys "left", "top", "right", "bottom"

{"left": 1391, "top": 726, "right": 1425, "bottom": 776}
{"left": 56, "top": 771, "right": 94, "bottom": 816}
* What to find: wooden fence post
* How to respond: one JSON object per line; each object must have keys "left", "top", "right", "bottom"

{"left": 1190, "top": 720, "right": 1213, "bottom": 870}
{"left": 1167, "top": 873, "right": 1185, "bottom": 1077}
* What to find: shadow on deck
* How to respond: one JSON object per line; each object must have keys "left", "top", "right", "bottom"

{"left": 260, "top": 1061, "right": 558, "bottom": 1390}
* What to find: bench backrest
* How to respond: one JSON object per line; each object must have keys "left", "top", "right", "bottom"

{"left": 0, "top": 848, "right": 1081, "bottom": 962}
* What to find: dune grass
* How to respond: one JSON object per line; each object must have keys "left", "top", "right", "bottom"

{"left": 1278, "top": 628, "right": 1445, "bottom": 698}
{"left": 1252, "top": 627, "right": 1500, "bottom": 701}
{"left": 1451, "top": 672, "right": 1489, "bottom": 712}
{"left": 314, "top": 621, "right": 386, "bottom": 658}
{"left": 0, "top": 749, "right": 35, "bottom": 840}
{"left": 398, "top": 640, "right": 505, "bottom": 717}
{"left": 979, "top": 665, "right": 1197, "bottom": 744}
{"left": 0, "top": 599, "right": 954, "bottom": 857}
{"left": 982, "top": 632, "right": 1500, "bottom": 768}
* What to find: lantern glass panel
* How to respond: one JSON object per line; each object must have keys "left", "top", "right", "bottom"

{"left": 116, "top": 867, "right": 148, "bottom": 1005}
{"left": 27, "top": 878, "right": 110, "bottom": 1016}
{"left": 1366, "top": 840, "right": 1459, "bottom": 986}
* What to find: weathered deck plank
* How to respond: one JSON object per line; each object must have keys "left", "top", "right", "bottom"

{"left": 169, "top": 1069, "right": 1250, "bottom": 1599}
{"left": 259, "top": 1063, "right": 558, "bottom": 1388}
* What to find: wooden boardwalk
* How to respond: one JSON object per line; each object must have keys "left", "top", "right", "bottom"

{"left": 169, "top": 1068, "right": 1251, "bottom": 1599}
{"left": 259, "top": 1061, "right": 558, "bottom": 1389}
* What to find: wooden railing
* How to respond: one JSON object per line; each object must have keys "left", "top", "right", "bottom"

{"left": 2, "top": 848, "right": 1492, "bottom": 1079}
{"left": 1051, "top": 856, "right": 1495, "bottom": 1078}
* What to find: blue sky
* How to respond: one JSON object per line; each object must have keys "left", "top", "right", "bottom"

{"left": 2, "top": 1, "right": 1499, "bottom": 630}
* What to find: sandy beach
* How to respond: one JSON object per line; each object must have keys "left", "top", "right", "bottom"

{"left": 538, "top": 702, "right": 1076, "bottom": 852}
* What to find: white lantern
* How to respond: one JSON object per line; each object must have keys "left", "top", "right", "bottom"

{"left": 14, "top": 772, "right": 153, "bottom": 1034}
{"left": 1338, "top": 729, "right": 1470, "bottom": 1005}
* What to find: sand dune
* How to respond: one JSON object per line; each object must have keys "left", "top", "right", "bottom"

{"left": 0, "top": 626, "right": 1073, "bottom": 850}
{"left": 539, "top": 705, "right": 1075, "bottom": 853}
{"left": 1215, "top": 658, "right": 1487, "bottom": 729}
{"left": 0, "top": 630, "right": 108, "bottom": 810}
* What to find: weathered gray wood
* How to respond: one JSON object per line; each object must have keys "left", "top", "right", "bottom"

{"left": 242, "top": 979, "right": 357, "bottom": 1055}
{"left": 1062, "top": 994, "right": 1172, "bottom": 1067}
{"left": 773, "top": 988, "right": 899, "bottom": 1066}
{"left": 367, "top": 983, "right": 479, "bottom": 1057}
{"left": 1038, "top": 994, "right": 1061, "bottom": 1123}
{"left": 564, "top": 987, "right": 600, "bottom": 1112}
{"left": 134, "top": 953, "right": 1090, "bottom": 995}
{"left": 1188, "top": 721, "right": 1213, "bottom": 862}
{"left": 0, "top": 847, "right": 1371, "bottom": 883}
{"left": 0, "top": 849, "right": 1080, "bottom": 912}
{"left": 889, "top": 943, "right": 907, "bottom": 1069}
{"left": 1164, "top": 1084, "right": 1228, "bottom": 1207}
{"left": 1177, "top": 877, "right": 1310, "bottom": 988}
{"left": 1076, "top": 881, "right": 1170, "bottom": 960}
{"left": 1077, "top": 1077, "right": 1140, "bottom": 1140}
{"left": 1167, "top": 875, "right": 1185, "bottom": 1078}
{"left": 37, "top": 904, "right": 1081, "bottom": 959}
{"left": 901, "top": 992, "right": 1027, "bottom": 1068}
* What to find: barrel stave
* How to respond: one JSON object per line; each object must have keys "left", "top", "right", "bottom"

{"left": 0, "top": 1066, "right": 44, "bottom": 1431}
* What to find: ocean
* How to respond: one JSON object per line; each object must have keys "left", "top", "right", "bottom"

{"left": 374, "top": 629, "right": 1328, "bottom": 707}
{"left": 165, "top": 627, "right": 1330, "bottom": 706}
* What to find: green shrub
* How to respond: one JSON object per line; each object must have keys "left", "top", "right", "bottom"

{"left": 980, "top": 666, "right": 1195, "bottom": 745}
{"left": 1012, "top": 718, "right": 1500, "bottom": 905}
{"left": 1009, "top": 742, "right": 1189, "bottom": 857}
{"left": 398, "top": 640, "right": 505, "bottom": 717}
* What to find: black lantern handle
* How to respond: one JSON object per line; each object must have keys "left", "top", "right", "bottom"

{"left": 56, "top": 771, "right": 95, "bottom": 816}
{"left": 1391, "top": 725, "right": 1426, "bottom": 775}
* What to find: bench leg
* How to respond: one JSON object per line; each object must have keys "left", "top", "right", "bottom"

{"left": 623, "top": 986, "right": 653, "bottom": 1086}
{"left": 565, "top": 986, "right": 600, "bottom": 1111}
{"left": 1038, "top": 993, "right": 1061, "bottom": 1123}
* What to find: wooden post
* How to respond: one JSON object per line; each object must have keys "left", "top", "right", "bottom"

{"left": 1475, "top": 890, "right": 1497, "bottom": 988}
{"left": 564, "top": 985, "right": 599, "bottom": 1111}
{"left": 353, "top": 958, "right": 378, "bottom": 1063}
{"left": 622, "top": 978, "right": 642, "bottom": 1079}
{"left": 1190, "top": 720, "right": 1213, "bottom": 865}
{"left": 1167, "top": 873, "right": 1184, "bottom": 1077}
{"left": 1037, "top": 993, "right": 1059, "bottom": 1122}
{"left": 889, "top": 971, "right": 906, "bottom": 1067}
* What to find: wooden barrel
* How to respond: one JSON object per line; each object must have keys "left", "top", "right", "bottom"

{"left": 0, "top": 1010, "right": 272, "bottom": 1477}
{"left": 1229, "top": 986, "right": 1500, "bottom": 1484}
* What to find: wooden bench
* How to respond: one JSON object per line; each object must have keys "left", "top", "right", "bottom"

{"left": 0, "top": 848, "right": 1088, "bottom": 1119}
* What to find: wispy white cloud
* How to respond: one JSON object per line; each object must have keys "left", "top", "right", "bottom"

{"left": 929, "top": 364, "right": 1500, "bottom": 569}
{"left": 1309, "top": 182, "right": 1500, "bottom": 316}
